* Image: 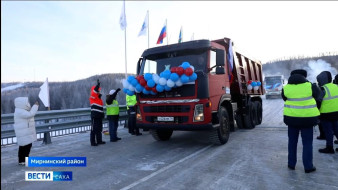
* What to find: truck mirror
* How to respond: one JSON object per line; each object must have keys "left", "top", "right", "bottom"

{"left": 216, "top": 49, "right": 225, "bottom": 66}
{"left": 136, "top": 58, "right": 143, "bottom": 74}
{"left": 216, "top": 67, "right": 225, "bottom": 74}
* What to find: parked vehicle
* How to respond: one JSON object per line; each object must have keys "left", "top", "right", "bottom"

{"left": 135, "top": 37, "right": 264, "bottom": 145}
{"left": 264, "top": 75, "right": 284, "bottom": 99}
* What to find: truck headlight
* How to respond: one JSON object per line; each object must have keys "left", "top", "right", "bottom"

{"left": 193, "top": 104, "right": 204, "bottom": 122}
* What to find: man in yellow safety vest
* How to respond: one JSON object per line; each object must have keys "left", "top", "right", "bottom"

{"left": 106, "top": 88, "right": 121, "bottom": 142}
{"left": 282, "top": 69, "right": 320, "bottom": 173}
{"left": 316, "top": 71, "right": 338, "bottom": 153}
{"left": 126, "top": 94, "right": 142, "bottom": 136}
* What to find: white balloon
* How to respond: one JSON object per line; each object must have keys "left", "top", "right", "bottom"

{"left": 159, "top": 77, "right": 167, "bottom": 86}
{"left": 167, "top": 79, "right": 175, "bottom": 88}
{"left": 190, "top": 65, "right": 195, "bottom": 72}
{"left": 128, "top": 85, "right": 135, "bottom": 91}
{"left": 152, "top": 74, "right": 160, "bottom": 84}
{"left": 254, "top": 86, "right": 259, "bottom": 91}
{"left": 122, "top": 79, "right": 130, "bottom": 89}
{"left": 175, "top": 79, "right": 183, "bottom": 87}
{"left": 247, "top": 84, "right": 253, "bottom": 90}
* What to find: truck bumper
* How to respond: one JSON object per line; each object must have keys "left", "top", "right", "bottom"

{"left": 137, "top": 123, "right": 216, "bottom": 131}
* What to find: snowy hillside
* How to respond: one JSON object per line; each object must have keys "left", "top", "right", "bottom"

{"left": 1, "top": 83, "right": 24, "bottom": 93}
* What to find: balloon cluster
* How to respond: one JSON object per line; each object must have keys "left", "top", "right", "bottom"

{"left": 247, "top": 80, "right": 262, "bottom": 91}
{"left": 122, "top": 62, "right": 198, "bottom": 96}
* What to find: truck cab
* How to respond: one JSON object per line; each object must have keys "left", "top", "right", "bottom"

{"left": 135, "top": 38, "right": 264, "bottom": 145}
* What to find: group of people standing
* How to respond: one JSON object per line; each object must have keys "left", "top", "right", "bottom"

{"left": 89, "top": 80, "right": 142, "bottom": 146}
{"left": 282, "top": 69, "right": 338, "bottom": 173}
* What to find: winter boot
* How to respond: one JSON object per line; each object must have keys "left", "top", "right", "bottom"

{"left": 318, "top": 146, "right": 335, "bottom": 154}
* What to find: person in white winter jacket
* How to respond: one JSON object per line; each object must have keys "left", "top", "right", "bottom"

{"left": 13, "top": 97, "right": 39, "bottom": 165}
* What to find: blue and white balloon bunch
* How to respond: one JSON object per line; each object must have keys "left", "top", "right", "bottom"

{"left": 247, "top": 80, "right": 262, "bottom": 91}
{"left": 122, "top": 62, "right": 198, "bottom": 95}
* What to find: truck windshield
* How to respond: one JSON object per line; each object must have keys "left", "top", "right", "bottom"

{"left": 265, "top": 77, "right": 282, "bottom": 85}
{"left": 139, "top": 50, "right": 207, "bottom": 75}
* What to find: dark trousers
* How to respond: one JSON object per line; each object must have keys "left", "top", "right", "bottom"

{"left": 108, "top": 118, "right": 119, "bottom": 141}
{"left": 288, "top": 126, "right": 313, "bottom": 170}
{"left": 321, "top": 120, "right": 338, "bottom": 147}
{"left": 18, "top": 143, "right": 32, "bottom": 163}
{"left": 128, "top": 107, "right": 139, "bottom": 134}
{"left": 90, "top": 118, "right": 103, "bottom": 144}
{"left": 318, "top": 123, "right": 326, "bottom": 138}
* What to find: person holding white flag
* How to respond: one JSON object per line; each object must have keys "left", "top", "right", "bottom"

{"left": 38, "top": 78, "right": 50, "bottom": 108}
{"left": 14, "top": 97, "right": 39, "bottom": 165}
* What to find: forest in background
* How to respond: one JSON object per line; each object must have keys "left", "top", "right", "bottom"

{"left": 1, "top": 55, "right": 337, "bottom": 114}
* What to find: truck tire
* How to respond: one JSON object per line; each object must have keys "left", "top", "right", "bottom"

{"left": 210, "top": 107, "right": 230, "bottom": 145}
{"left": 254, "top": 101, "right": 262, "bottom": 125}
{"left": 243, "top": 101, "right": 255, "bottom": 129}
{"left": 150, "top": 129, "right": 173, "bottom": 141}
{"left": 235, "top": 114, "right": 245, "bottom": 129}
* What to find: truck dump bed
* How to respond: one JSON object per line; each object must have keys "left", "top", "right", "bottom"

{"left": 213, "top": 38, "right": 264, "bottom": 96}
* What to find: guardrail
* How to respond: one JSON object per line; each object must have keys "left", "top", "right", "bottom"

{"left": 1, "top": 106, "right": 129, "bottom": 146}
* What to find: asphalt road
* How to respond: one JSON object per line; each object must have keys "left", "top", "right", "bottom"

{"left": 1, "top": 97, "right": 338, "bottom": 190}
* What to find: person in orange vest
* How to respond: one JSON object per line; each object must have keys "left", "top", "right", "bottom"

{"left": 89, "top": 79, "right": 105, "bottom": 146}
{"left": 316, "top": 71, "right": 338, "bottom": 153}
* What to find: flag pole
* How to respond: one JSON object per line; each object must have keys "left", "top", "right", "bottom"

{"left": 166, "top": 19, "right": 168, "bottom": 45}
{"left": 124, "top": 1, "right": 127, "bottom": 78}
{"left": 147, "top": 10, "right": 149, "bottom": 49}
{"left": 47, "top": 77, "right": 50, "bottom": 111}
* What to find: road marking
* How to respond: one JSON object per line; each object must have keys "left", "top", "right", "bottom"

{"left": 120, "top": 145, "right": 212, "bottom": 190}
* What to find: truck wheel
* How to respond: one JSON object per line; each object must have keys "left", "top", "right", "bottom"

{"left": 243, "top": 101, "right": 255, "bottom": 129}
{"left": 150, "top": 129, "right": 173, "bottom": 141}
{"left": 235, "top": 114, "right": 245, "bottom": 129}
{"left": 210, "top": 107, "right": 230, "bottom": 145}
{"left": 254, "top": 101, "right": 262, "bottom": 125}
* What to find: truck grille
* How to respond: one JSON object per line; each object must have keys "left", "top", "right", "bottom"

{"left": 143, "top": 105, "right": 190, "bottom": 113}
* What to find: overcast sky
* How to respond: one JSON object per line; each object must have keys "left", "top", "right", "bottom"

{"left": 2, "top": 1, "right": 338, "bottom": 83}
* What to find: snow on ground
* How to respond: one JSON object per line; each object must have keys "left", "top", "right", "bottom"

{"left": 260, "top": 95, "right": 285, "bottom": 128}
{"left": 1, "top": 83, "right": 24, "bottom": 93}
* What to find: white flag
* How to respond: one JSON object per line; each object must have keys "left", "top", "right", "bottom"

{"left": 138, "top": 11, "right": 149, "bottom": 36}
{"left": 119, "top": 1, "right": 127, "bottom": 30}
{"left": 38, "top": 78, "right": 50, "bottom": 108}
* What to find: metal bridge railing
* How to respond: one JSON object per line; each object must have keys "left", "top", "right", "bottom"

{"left": 1, "top": 106, "right": 128, "bottom": 146}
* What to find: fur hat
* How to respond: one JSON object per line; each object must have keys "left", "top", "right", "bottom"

{"left": 290, "top": 69, "right": 307, "bottom": 78}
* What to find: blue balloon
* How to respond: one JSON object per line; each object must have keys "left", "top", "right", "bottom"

{"left": 144, "top": 73, "right": 152, "bottom": 81}
{"left": 131, "top": 79, "right": 139, "bottom": 87}
{"left": 189, "top": 73, "right": 197, "bottom": 81}
{"left": 162, "top": 70, "right": 171, "bottom": 79}
{"left": 136, "top": 84, "right": 144, "bottom": 92}
{"left": 181, "top": 62, "right": 191, "bottom": 69}
{"left": 127, "top": 76, "right": 135, "bottom": 83}
{"left": 150, "top": 91, "right": 157, "bottom": 95}
{"left": 170, "top": 73, "right": 179, "bottom": 82}
{"left": 156, "top": 85, "right": 165, "bottom": 92}
{"left": 126, "top": 89, "right": 135, "bottom": 96}
{"left": 147, "top": 79, "right": 156, "bottom": 88}
{"left": 142, "top": 89, "right": 150, "bottom": 94}
{"left": 257, "top": 81, "right": 262, "bottom": 86}
{"left": 251, "top": 81, "right": 257, "bottom": 87}
{"left": 123, "top": 88, "right": 128, "bottom": 93}
{"left": 181, "top": 74, "right": 189, "bottom": 83}
{"left": 164, "top": 85, "right": 172, "bottom": 91}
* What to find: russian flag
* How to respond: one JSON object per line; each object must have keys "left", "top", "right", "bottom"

{"left": 157, "top": 21, "right": 167, "bottom": 44}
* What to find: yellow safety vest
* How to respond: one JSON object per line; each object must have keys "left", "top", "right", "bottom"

{"left": 126, "top": 95, "right": 137, "bottom": 110}
{"left": 106, "top": 100, "right": 119, "bottom": 115}
{"left": 283, "top": 82, "right": 320, "bottom": 117}
{"left": 320, "top": 83, "right": 338, "bottom": 113}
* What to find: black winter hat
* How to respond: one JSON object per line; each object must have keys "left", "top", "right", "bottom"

{"left": 290, "top": 69, "right": 307, "bottom": 78}
{"left": 334, "top": 74, "right": 338, "bottom": 84}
